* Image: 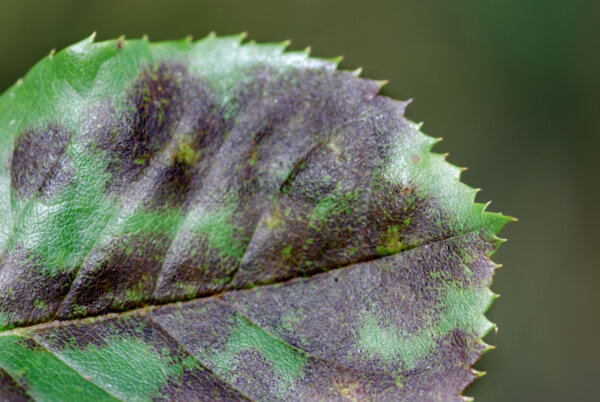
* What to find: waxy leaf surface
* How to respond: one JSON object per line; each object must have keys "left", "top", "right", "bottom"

{"left": 0, "top": 35, "right": 511, "bottom": 401}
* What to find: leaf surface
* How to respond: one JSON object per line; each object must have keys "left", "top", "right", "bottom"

{"left": 0, "top": 34, "right": 512, "bottom": 401}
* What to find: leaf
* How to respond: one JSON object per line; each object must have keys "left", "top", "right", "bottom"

{"left": 0, "top": 34, "right": 512, "bottom": 401}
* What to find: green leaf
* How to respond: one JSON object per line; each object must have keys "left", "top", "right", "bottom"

{"left": 0, "top": 34, "right": 513, "bottom": 401}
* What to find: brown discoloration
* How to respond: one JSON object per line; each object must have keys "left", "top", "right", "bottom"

{"left": 33, "top": 314, "right": 250, "bottom": 400}
{"left": 151, "top": 297, "right": 412, "bottom": 400}
{"left": 149, "top": 299, "right": 236, "bottom": 356}
{"left": 96, "top": 63, "right": 187, "bottom": 195}
{"left": 394, "top": 329, "right": 484, "bottom": 401}
{"left": 228, "top": 350, "right": 274, "bottom": 400}
{"left": 0, "top": 41, "right": 508, "bottom": 400}
{"left": 153, "top": 363, "right": 251, "bottom": 402}
{"left": 224, "top": 231, "right": 496, "bottom": 373}
{"left": 151, "top": 300, "right": 283, "bottom": 400}
{"left": 10, "top": 124, "right": 72, "bottom": 199}
{"left": 153, "top": 233, "right": 240, "bottom": 302}
{"left": 16, "top": 337, "right": 45, "bottom": 352}
{"left": 232, "top": 114, "right": 451, "bottom": 289}
{"left": 57, "top": 233, "right": 172, "bottom": 319}
{"left": 57, "top": 62, "right": 231, "bottom": 317}
{"left": 0, "top": 247, "right": 75, "bottom": 328}
{"left": 155, "top": 67, "right": 381, "bottom": 299}
{"left": 296, "top": 360, "right": 402, "bottom": 401}
{"left": 0, "top": 368, "right": 32, "bottom": 402}
{"left": 138, "top": 75, "right": 230, "bottom": 212}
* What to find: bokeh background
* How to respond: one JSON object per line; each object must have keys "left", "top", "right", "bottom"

{"left": 0, "top": 1, "right": 598, "bottom": 400}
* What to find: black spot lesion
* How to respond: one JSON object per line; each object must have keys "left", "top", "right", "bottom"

{"left": 0, "top": 368, "right": 32, "bottom": 402}
{"left": 96, "top": 63, "right": 187, "bottom": 194}
{"left": 0, "top": 247, "right": 75, "bottom": 328}
{"left": 15, "top": 337, "right": 45, "bottom": 351}
{"left": 89, "top": 61, "right": 231, "bottom": 212}
{"left": 392, "top": 329, "right": 483, "bottom": 399}
{"left": 57, "top": 232, "right": 174, "bottom": 319}
{"left": 10, "top": 123, "right": 73, "bottom": 199}
{"left": 141, "top": 77, "right": 230, "bottom": 211}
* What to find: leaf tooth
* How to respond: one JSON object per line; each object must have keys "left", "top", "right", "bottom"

{"left": 238, "top": 31, "right": 248, "bottom": 43}
{"left": 330, "top": 54, "right": 344, "bottom": 67}
{"left": 397, "top": 99, "right": 413, "bottom": 110}
{"left": 116, "top": 35, "right": 125, "bottom": 50}
{"left": 70, "top": 33, "right": 96, "bottom": 53}
{"left": 350, "top": 66, "right": 363, "bottom": 77}
{"left": 460, "top": 396, "right": 475, "bottom": 402}
{"left": 472, "top": 368, "right": 487, "bottom": 379}
{"left": 207, "top": 31, "right": 217, "bottom": 39}
{"left": 494, "top": 235, "right": 508, "bottom": 244}
{"left": 376, "top": 79, "right": 389, "bottom": 91}
{"left": 48, "top": 48, "right": 56, "bottom": 59}
{"left": 484, "top": 342, "right": 497, "bottom": 353}
{"left": 303, "top": 46, "right": 312, "bottom": 56}
{"left": 141, "top": 34, "right": 149, "bottom": 41}
{"left": 184, "top": 35, "right": 193, "bottom": 43}
{"left": 273, "top": 39, "right": 292, "bottom": 54}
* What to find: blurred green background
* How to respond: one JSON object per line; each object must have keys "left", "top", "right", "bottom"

{"left": 0, "top": 0, "right": 598, "bottom": 400}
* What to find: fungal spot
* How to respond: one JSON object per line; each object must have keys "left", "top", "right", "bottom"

{"left": 58, "top": 233, "right": 173, "bottom": 318}
{"left": 0, "top": 247, "right": 76, "bottom": 328}
{"left": 97, "top": 63, "right": 188, "bottom": 193}
{"left": 0, "top": 368, "right": 31, "bottom": 401}
{"left": 10, "top": 124, "right": 72, "bottom": 199}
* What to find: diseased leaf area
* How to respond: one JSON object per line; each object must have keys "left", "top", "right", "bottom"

{"left": 0, "top": 35, "right": 511, "bottom": 401}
